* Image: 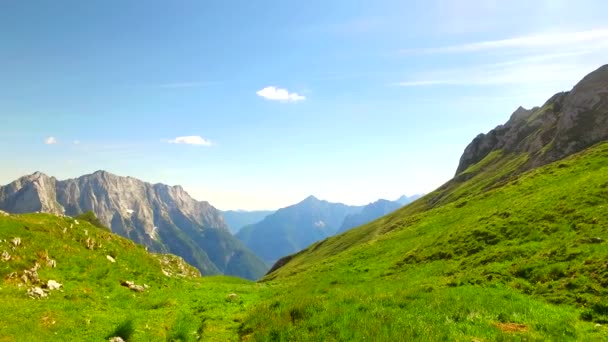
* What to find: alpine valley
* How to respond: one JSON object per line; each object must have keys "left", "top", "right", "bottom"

{"left": 0, "top": 65, "right": 607, "bottom": 341}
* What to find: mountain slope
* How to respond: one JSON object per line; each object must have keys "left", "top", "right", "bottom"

{"left": 0, "top": 212, "right": 269, "bottom": 341}
{"left": 0, "top": 171, "right": 267, "bottom": 280}
{"left": 239, "top": 66, "right": 608, "bottom": 340}
{"left": 247, "top": 140, "right": 608, "bottom": 341}
{"left": 222, "top": 210, "right": 274, "bottom": 234}
{"left": 236, "top": 196, "right": 361, "bottom": 265}
{"left": 456, "top": 64, "right": 608, "bottom": 175}
{"left": 336, "top": 199, "right": 402, "bottom": 234}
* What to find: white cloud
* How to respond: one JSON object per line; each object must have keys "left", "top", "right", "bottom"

{"left": 73, "top": 140, "right": 80, "bottom": 145}
{"left": 45, "top": 137, "right": 57, "bottom": 145}
{"left": 165, "top": 136, "right": 213, "bottom": 146}
{"left": 256, "top": 86, "right": 306, "bottom": 102}
{"left": 395, "top": 30, "right": 608, "bottom": 89}
{"left": 401, "top": 28, "right": 608, "bottom": 55}
{"left": 314, "top": 220, "right": 326, "bottom": 228}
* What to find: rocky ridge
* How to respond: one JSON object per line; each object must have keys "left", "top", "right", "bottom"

{"left": 0, "top": 171, "right": 267, "bottom": 280}
{"left": 456, "top": 64, "right": 608, "bottom": 175}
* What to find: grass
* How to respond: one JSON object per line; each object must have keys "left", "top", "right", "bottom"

{"left": 1, "top": 142, "right": 608, "bottom": 340}
{"left": 0, "top": 214, "right": 273, "bottom": 341}
{"left": 244, "top": 142, "right": 608, "bottom": 341}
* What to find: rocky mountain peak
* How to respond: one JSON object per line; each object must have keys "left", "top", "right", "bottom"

{"left": 0, "top": 172, "right": 267, "bottom": 279}
{"left": 456, "top": 64, "right": 608, "bottom": 175}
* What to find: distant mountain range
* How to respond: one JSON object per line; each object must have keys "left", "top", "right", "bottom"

{"left": 236, "top": 194, "right": 420, "bottom": 264}
{"left": 337, "top": 199, "right": 402, "bottom": 234}
{"left": 0, "top": 171, "right": 267, "bottom": 280}
{"left": 222, "top": 210, "right": 275, "bottom": 234}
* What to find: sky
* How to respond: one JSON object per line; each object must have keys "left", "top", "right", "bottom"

{"left": 1, "top": 1, "right": 607, "bottom": 210}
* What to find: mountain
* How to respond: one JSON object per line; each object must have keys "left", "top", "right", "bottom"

{"left": 2, "top": 66, "right": 608, "bottom": 341}
{"left": 236, "top": 196, "right": 361, "bottom": 264}
{"left": 456, "top": 64, "right": 608, "bottom": 176}
{"left": 222, "top": 209, "right": 275, "bottom": 234}
{"left": 0, "top": 212, "right": 262, "bottom": 340}
{"left": 0, "top": 171, "right": 267, "bottom": 280}
{"left": 336, "top": 199, "right": 402, "bottom": 234}
{"left": 395, "top": 194, "right": 423, "bottom": 205}
{"left": 245, "top": 65, "right": 608, "bottom": 339}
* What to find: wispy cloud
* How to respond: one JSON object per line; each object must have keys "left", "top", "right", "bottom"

{"left": 44, "top": 136, "right": 57, "bottom": 145}
{"left": 256, "top": 86, "right": 306, "bottom": 102}
{"left": 401, "top": 28, "right": 608, "bottom": 55}
{"left": 164, "top": 136, "right": 213, "bottom": 146}
{"left": 395, "top": 28, "right": 608, "bottom": 89}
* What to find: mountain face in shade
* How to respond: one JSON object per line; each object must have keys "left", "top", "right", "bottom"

{"left": 456, "top": 64, "right": 608, "bottom": 175}
{"left": 0, "top": 171, "right": 267, "bottom": 280}
{"left": 337, "top": 199, "right": 403, "bottom": 234}
{"left": 222, "top": 210, "right": 275, "bottom": 234}
{"left": 235, "top": 196, "right": 362, "bottom": 265}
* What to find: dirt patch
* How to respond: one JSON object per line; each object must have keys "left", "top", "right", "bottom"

{"left": 494, "top": 322, "right": 528, "bottom": 333}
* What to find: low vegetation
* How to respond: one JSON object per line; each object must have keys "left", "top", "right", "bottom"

{"left": 1, "top": 142, "right": 607, "bottom": 341}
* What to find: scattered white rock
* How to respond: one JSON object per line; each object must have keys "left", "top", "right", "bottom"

{"left": 27, "top": 287, "right": 47, "bottom": 298}
{"left": 74, "top": 220, "right": 79, "bottom": 225}
{"left": 84, "top": 229, "right": 88, "bottom": 236}
{"left": 121, "top": 280, "right": 145, "bottom": 292}
{"left": 62, "top": 227, "right": 67, "bottom": 234}
{"left": 11, "top": 237, "right": 21, "bottom": 247}
{"left": 47, "top": 280, "right": 62, "bottom": 290}
{"left": 47, "top": 259, "right": 57, "bottom": 268}
{"left": 108, "top": 337, "right": 125, "bottom": 342}
{"left": 0, "top": 210, "right": 9, "bottom": 217}
{"left": 106, "top": 255, "right": 116, "bottom": 263}
{"left": 126, "top": 209, "right": 135, "bottom": 215}
{"left": 596, "top": 323, "right": 602, "bottom": 327}
{"left": 226, "top": 293, "right": 239, "bottom": 302}
{"left": 1, "top": 251, "right": 10, "bottom": 262}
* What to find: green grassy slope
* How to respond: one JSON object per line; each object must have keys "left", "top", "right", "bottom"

{"left": 2, "top": 143, "right": 608, "bottom": 341}
{"left": 0, "top": 213, "right": 271, "bottom": 341}
{"left": 242, "top": 142, "right": 608, "bottom": 341}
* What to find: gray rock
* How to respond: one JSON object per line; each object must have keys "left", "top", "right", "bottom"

{"left": 46, "top": 280, "right": 62, "bottom": 290}
{"left": 0, "top": 170, "right": 267, "bottom": 280}
{"left": 121, "top": 280, "right": 145, "bottom": 292}
{"left": 108, "top": 337, "right": 125, "bottom": 342}
{"left": 10, "top": 237, "right": 21, "bottom": 247}
{"left": 27, "top": 287, "right": 47, "bottom": 298}
{"left": 456, "top": 65, "right": 608, "bottom": 175}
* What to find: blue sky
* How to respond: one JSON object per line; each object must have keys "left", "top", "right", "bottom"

{"left": 1, "top": 1, "right": 607, "bottom": 210}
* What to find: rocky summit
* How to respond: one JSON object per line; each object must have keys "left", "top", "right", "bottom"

{"left": 0, "top": 171, "right": 267, "bottom": 280}
{"left": 456, "top": 64, "right": 608, "bottom": 175}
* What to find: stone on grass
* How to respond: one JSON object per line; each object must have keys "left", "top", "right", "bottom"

{"left": 27, "top": 287, "right": 47, "bottom": 298}
{"left": 47, "top": 280, "right": 62, "bottom": 290}
{"left": 106, "top": 255, "right": 116, "bottom": 263}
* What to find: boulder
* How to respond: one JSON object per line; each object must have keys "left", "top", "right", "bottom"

{"left": 46, "top": 280, "right": 62, "bottom": 290}
{"left": 27, "top": 287, "right": 47, "bottom": 298}
{"left": 120, "top": 280, "right": 145, "bottom": 292}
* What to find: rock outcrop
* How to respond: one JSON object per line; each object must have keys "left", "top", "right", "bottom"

{"left": 0, "top": 171, "right": 268, "bottom": 280}
{"left": 456, "top": 64, "right": 608, "bottom": 175}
